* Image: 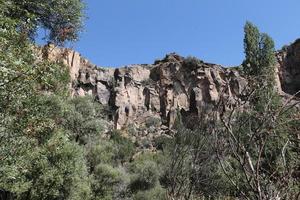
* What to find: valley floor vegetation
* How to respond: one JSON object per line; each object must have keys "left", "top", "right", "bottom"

{"left": 0, "top": 0, "right": 299, "bottom": 199}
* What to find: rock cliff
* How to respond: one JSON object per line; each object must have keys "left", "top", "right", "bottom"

{"left": 276, "top": 39, "right": 300, "bottom": 96}
{"left": 41, "top": 39, "right": 300, "bottom": 147}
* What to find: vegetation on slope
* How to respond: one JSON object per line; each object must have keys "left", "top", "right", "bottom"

{"left": 0, "top": 1, "right": 299, "bottom": 200}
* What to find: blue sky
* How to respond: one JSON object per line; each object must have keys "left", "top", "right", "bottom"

{"left": 71, "top": 0, "right": 300, "bottom": 67}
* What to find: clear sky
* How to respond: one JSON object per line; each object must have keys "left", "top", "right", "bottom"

{"left": 72, "top": 0, "right": 300, "bottom": 67}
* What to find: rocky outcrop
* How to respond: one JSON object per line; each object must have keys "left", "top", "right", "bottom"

{"left": 41, "top": 39, "right": 300, "bottom": 147}
{"left": 42, "top": 45, "right": 246, "bottom": 129}
{"left": 277, "top": 39, "right": 300, "bottom": 96}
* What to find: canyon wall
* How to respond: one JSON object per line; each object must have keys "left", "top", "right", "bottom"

{"left": 41, "top": 39, "right": 300, "bottom": 147}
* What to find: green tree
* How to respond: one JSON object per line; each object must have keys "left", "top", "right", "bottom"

{"left": 243, "top": 21, "right": 276, "bottom": 89}
{"left": 0, "top": 96, "right": 92, "bottom": 199}
{"left": 129, "top": 160, "right": 159, "bottom": 192}
{"left": 162, "top": 114, "right": 231, "bottom": 199}
{"left": 5, "top": 0, "right": 85, "bottom": 43}
{"left": 134, "top": 185, "right": 166, "bottom": 200}
{"left": 22, "top": 132, "right": 91, "bottom": 200}
{"left": 243, "top": 21, "right": 278, "bottom": 116}
{"left": 86, "top": 139, "right": 131, "bottom": 200}
{"left": 91, "top": 164, "right": 124, "bottom": 200}
{"left": 243, "top": 21, "right": 260, "bottom": 77}
{"left": 62, "top": 96, "right": 104, "bottom": 144}
{"left": 110, "top": 130, "right": 136, "bottom": 164}
{"left": 0, "top": 1, "right": 90, "bottom": 198}
{"left": 259, "top": 33, "right": 276, "bottom": 88}
{"left": 215, "top": 84, "right": 300, "bottom": 199}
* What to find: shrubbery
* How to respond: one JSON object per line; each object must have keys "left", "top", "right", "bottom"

{"left": 91, "top": 164, "right": 123, "bottom": 200}
{"left": 134, "top": 185, "right": 166, "bottom": 200}
{"left": 129, "top": 160, "right": 159, "bottom": 191}
{"left": 62, "top": 96, "right": 104, "bottom": 143}
{"left": 110, "top": 130, "right": 136, "bottom": 164}
{"left": 145, "top": 116, "right": 161, "bottom": 128}
{"left": 183, "top": 56, "right": 203, "bottom": 69}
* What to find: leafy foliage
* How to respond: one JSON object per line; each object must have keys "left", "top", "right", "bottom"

{"left": 24, "top": 132, "right": 91, "bottom": 200}
{"left": 5, "top": 0, "right": 85, "bottom": 43}
{"left": 215, "top": 87, "right": 300, "bottom": 199}
{"left": 110, "top": 130, "right": 136, "bottom": 164}
{"left": 62, "top": 96, "right": 104, "bottom": 143}
{"left": 183, "top": 56, "right": 203, "bottom": 69}
{"left": 162, "top": 115, "right": 231, "bottom": 199}
{"left": 129, "top": 160, "right": 159, "bottom": 191}
{"left": 209, "top": 22, "right": 300, "bottom": 199}
{"left": 134, "top": 185, "right": 166, "bottom": 200}
{"left": 91, "top": 164, "right": 124, "bottom": 200}
{"left": 145, "top": 116, "right": 161, "bottom": 128}
{"left": 243, "top": 21, "right": 276, "bottom": 89}
{"left": 0, "top": 1, "right": 91, "bottom": 199}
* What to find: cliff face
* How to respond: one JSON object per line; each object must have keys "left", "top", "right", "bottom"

{"left": 276, "top": 39, "right": 300, "bottom": 96}
{"left": 41, "top": 39, "right": 300, "bottom": 147}
{"left": 43, "top": 47, "right": 246, "bottom": 123}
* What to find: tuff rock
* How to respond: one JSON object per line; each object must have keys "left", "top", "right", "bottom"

{"left": 40, "top": 39, "right": 300, "bottom": 148}
{"left": 276, "top": 39, "right": 300, "bottom": 96}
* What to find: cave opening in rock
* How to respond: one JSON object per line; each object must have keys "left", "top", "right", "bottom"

{"left": 124, "top": 73, "right": 131, "bottom": 88}
{"left": 85, "top": 72, "right": 90, "bottom": 80}
{"left": 143, "top": 88, "right": 150, "bottom": 110}
{"left": 114, "top": 68, "right": 122, "bottom": 82}
{"left": 125, "top": 106, "right": 129, "bottom": 117}
{"left": 189, "top": 89, "right": 198, "bottom": 114}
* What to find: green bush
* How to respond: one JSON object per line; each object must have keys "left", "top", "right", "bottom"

{"left": 62, "top": 96, "right": 104, "bottom": 143}
{"left": 91, "top": 164, "right": 123, "bottom": 200}
{"left": 0, "top": 131, "right": 92, "bottom": 200}
{"left": 86, "top": 140, "right": 116, "bottom": 168}
{"left": 134, "top": 185, "right": 166, "bottom": 200}
{"left": 154, "top": 135, "right": 172, "bottom": 151}
{"left": 126, "top": 123, "right": 138, "bottom": 136}
{"left": 110, "top": 131, "right": 136, "bottom": 163}
{"left": 129, "top": 160, "right": 159, "bottom": 191}
{"left": 85, "top": 139, "right": 132, "bottom": 200}
{"left": 183, "top": 56, "right": 203, "bottom": 69}
{"left": 134, "top": 152, "right": 166, "bottom": 175}
{"left": 7, "top": 0, "right": 85, "bottom": 43}
{"left": 145, "top": 116, "right": 161, "bottom": 128}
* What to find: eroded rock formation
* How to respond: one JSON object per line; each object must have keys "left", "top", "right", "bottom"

{"left": 277, "top": 39, "right": 300, "bottom": 96}
{"left": 41, "top": 39, "right": 300, "bottom": 147}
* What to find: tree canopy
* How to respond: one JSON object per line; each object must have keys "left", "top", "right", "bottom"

{"left": 243, "top": 21, "right": 276, "bottom": 88}
{"left": 2, "top": 0, "right": 85, "bottom": 44}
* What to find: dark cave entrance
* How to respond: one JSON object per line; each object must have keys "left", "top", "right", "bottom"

{"left": 189, "top": 89, "right": 198, "bottom": 114}
{"left": 179, "top": 89, "right": 200, "bottom": 130}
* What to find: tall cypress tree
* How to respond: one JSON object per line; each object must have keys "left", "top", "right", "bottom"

{"left": 243, "top": 21, "right": 260, "bottom": 77}
{"left": 259, "top": 33, "right": 276, "bottom": 88}
{"left": 243, "top": 21, "right": 276, "bottom": 89}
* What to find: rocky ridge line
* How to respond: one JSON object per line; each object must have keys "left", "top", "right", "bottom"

{"left": 40, "top": 39, "right": 300, "bottom": 149}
